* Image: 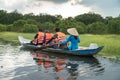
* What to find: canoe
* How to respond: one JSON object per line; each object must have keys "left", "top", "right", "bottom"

{"left": 18, "top": 36, "right": 104, "bottom": 56}
{"left": 18, "top": 36, "right": 42, "bottom": 50}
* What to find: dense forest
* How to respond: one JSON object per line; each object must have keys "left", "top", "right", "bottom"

{"left": 0, "top": 9, "right": 120, "bottom": 34}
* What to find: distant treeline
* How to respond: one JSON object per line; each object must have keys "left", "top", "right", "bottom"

{"left": 0, "top": 9, "right": 120, "bottom": 34}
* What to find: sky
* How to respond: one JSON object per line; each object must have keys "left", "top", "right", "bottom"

{"left": 0, "top": 0, "right": 120, "bottom": 18}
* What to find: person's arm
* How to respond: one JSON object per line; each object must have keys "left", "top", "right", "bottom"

{"left": 34, "top": 34, "right": 38, "bottom": 39}
{"left": 46, "top": 34, "right": 58, "bottom": 44}
{"left": 78, "top": 36, "right": 80, "bottom": 43}
{"left": 62, "top": 36, "right": 71, "bottom": 44}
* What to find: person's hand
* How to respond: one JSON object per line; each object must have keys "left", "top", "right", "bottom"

{"left": 59, "top": 41, "right": 62, "bottom": 44}
{"left": 43, "top": 43, "right": 49, "bottom": 47}
{"left": 42, "top": 43, "right": 46, "bottom": 46}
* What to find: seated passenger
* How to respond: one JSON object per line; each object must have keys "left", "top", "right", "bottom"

{"left": 43, "top": 30, "right": 54, "bottom": 46}
{"left": 53, "top": 28, "right": 67, "bottom": 49}
{"left": 31, "top": 28, "right": 44, "bottom": 45}
{"left": 62, "top": 28, "right": 80, "bottom": 50}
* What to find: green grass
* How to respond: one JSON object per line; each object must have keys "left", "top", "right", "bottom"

{"left": 0, "top": 32, "right": 120, "bottom": 58}
{"left": 0, "top": 32, "right": 35, "bottom": 45}
{"left": 79, "top": 34, "right": 120, "bottom": 58}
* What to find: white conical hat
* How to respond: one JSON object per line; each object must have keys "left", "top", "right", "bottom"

{"left": 67, "top": 28, "right": 79, "bottom": 36}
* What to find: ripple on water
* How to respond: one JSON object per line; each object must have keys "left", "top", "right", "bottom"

{"left": 0, "top": 44, "right": 37, "bottom": 80}
{"left": 0, "top": 44, "right": 120, "bottom": 80}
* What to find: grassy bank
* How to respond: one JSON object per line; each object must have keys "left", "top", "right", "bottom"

{"left": 0, "top": 32, "right": 35, "bottom": 45}
{"left": 79, "top": 34, "right": 120, "bottom": 59}
{"left": 0, "top": 32, "right": 120, "bottom": 58}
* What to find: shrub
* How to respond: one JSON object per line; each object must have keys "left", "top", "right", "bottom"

{"left": 22, "top": 24, "right": 38, "bottom": 33}
{"left": 13, "top": 20, "right": 26, "bottom": 32}
{"left": 6, "top": 24, "right": 14, "bottom": 31}
{"left": 107, "top": 19, "right": 120, "bottom": 34}
{"left": 38, "top": 22, "right": 55, "bottom": 32}
{"left": 87, "top": 22, "right": 106, "bottom": 34}
{"left": 0, "top": 24, "right": 6, "bottom": 31}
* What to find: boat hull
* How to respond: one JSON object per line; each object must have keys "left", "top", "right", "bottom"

{"left": 18, "top": 36, "right": 104, "bottom": 56}
{"left": 42, "top": 46, "right": 104, "bottom": 56}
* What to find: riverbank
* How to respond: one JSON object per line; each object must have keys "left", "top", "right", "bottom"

{"left": 0, "top": 32, "right": 35, "bottom": 45}
{"left": 0, "top": 32, "right": 120, "bottom": 59}
{"left": 79, "top": 34, "right": 120, "bottom": 59}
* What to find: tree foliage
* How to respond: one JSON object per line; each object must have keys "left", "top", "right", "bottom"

{"left": 0, "top": 24, "right": 6, "bottom": 31}
{"left": 12, "top": 20, "right": 26, "bottom": 32}
{"left": 0, "top": 9, "right": 120, "bottom": 34}
{"left": 38, "top": 22, "right": 56, "bottom": 32}
{"left": 75, "top": 12, "right": 104, "bottom": 25}
{"left": 107, "top": 18, "right": 120, "bottom": 34}
{"left": 87, "top": 22, "right": 106, "bottom": 34}
{"left": 22, "top": 24, "right": 38, "bottom": 33}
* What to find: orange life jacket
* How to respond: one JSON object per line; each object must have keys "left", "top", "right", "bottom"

{"left": 37, "top": 32, "right": 44, "bottom": 44}
{"left": 45, "top": 33, "right": 53, "bottom": 43}
{"left": 56, "top": 32, "right": 66, "bottom": 42}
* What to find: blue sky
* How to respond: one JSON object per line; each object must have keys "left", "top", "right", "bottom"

{"left": 0, "top": 0, "right": 120, "bottom": 18}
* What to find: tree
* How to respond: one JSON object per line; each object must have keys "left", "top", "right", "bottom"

{"left": 39, "top": 22, "right": 56, "bottom": 32}
{"left": 23, "top": 13, "right": 35, "bottom": 20}
{"left": 7, "top": 10, "right": 23, "bottom": 24}
{"left": 0, "top": 24, "right": 6, "bottom": 31}
{"left": 13, "top": 20, "right": 26, "bottom": 32}
{"left": 75, "top": 22, "right": 86, "bottom": 34}
{"left": 22, "top": 24, "right": 38, "bottom": 33}
{"left": 56, "top": 19, "right": 86, "bottom": 34}
{"left": 26, "top": 19, "right": 37, "bottom": 25}
{"left": 107, "top": 18, "right": 120, "bottom": 34}
{"left": 0, "top": 10, "right": 7, "bottom": 24}
{"left": 36, "top": 14, "right": 59, "bottom": 23}
{"left": 75, "top": 12, "right": 104, "bottom": 25}
{"left": 87, "top": 22, "right": 106, "bottom": 34}
{"left": 6, "top": 24, "right": 13, "bottom": 31}
{"left": 104, "top": 16, "right": 113, "bottom": 24}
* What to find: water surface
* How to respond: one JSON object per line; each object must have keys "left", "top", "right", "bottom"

{"left": 0, "top": 44, "right": 120, "bottom": 80}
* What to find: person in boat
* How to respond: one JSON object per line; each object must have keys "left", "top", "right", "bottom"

{"left": 62, "top": 28, "right": 80, "bottom": 50}
{"left": 55, "top": 27, "right": 66, "bottom": 42}
{"left": 43, "top": 30, "right": 54, "bottom": 46}
{"left": 53, "top": 28, "right": 67, "bottom": 49}
{"left": 31, "top": 28, "right": 44, "bottom": 45}
{"left": 45, "top": 28, "right": 66, "bottom": 48}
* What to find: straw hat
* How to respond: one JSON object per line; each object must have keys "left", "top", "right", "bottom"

{"left": 67, "top": 28, "right": 79, "bottom": 36}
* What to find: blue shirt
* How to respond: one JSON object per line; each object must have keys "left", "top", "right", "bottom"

{"left": 62, "top": 35, "right": 80, "bottom": 50}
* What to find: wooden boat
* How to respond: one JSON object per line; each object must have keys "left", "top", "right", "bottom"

{"left": 18, "top": 36, "right": 42, "bottom": 50}
{"left": 18, "top": 36, "right": 104, "bottom": 56}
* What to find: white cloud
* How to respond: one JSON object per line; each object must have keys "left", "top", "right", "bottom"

{"left": 0, "top": 0, "right": 28, "bottom": 12}
{"left": 23, "top": 0, "right": 91, "bottom": 18}
{"left": 2, "top": 0, "right": 119, "bottom": 18}
{"left": 80, "top": 0, "right": 120, "bottom": 17}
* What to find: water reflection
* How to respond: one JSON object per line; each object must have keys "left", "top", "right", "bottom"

{"left": 1, "top": 44, "right": 120, "bottom": 80}
{"left": 31, "top": 51, "right": 104, "bottom": 80}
